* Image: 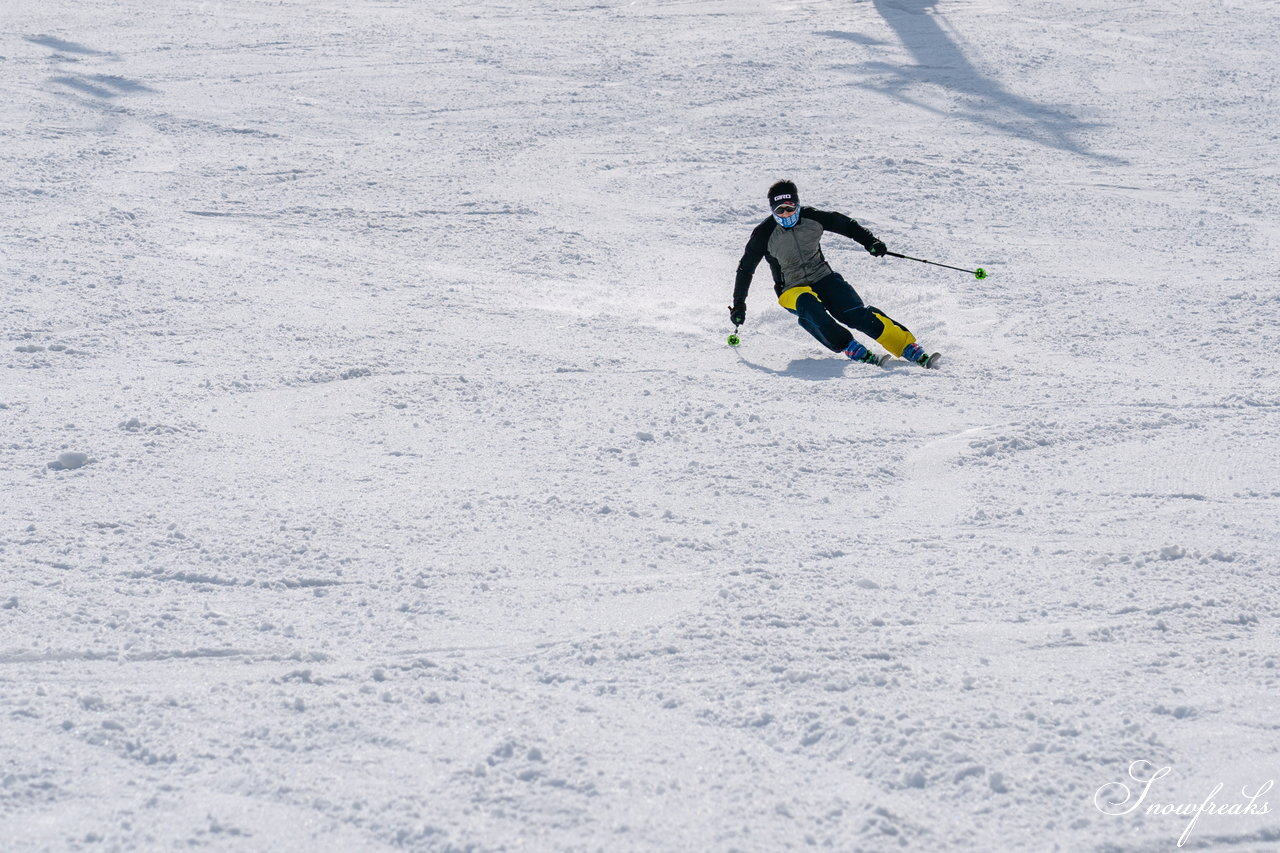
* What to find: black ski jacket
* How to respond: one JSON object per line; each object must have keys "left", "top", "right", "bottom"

{"left": 734, "top": 207, "right": 879, "bottom": 305}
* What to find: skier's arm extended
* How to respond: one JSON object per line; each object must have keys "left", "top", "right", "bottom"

{"left": 733, "top": 219, "right": 774, "bottom": 308}
{"left": 806, "top": 208, "right": 880, "bottom": 253}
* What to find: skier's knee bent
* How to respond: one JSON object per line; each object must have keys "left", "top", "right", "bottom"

{"left": 832, "top": 304, "right": 917, "bottom": 357}
{"left": 791, "top": 291, "right": 851, "bottom": 353}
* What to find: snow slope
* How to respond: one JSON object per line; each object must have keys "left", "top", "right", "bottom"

{"left": 2, "top": 0, "right": 1279, "bottom": 850}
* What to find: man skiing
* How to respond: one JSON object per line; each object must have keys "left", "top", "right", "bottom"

{"left": 731, "top": 180, "right": 939, "bottom": 368}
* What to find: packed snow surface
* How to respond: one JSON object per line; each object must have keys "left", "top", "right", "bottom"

{"left": 3, "top": 0, "right": 1279, "bottom": 850}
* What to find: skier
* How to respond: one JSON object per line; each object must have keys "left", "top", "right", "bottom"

{"left": 731, "top": 180, "right": 939, "bottom": 368}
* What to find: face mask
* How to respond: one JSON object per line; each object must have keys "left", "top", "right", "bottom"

{"left": 773, "top": 206, "right": 800, "bottom": 228}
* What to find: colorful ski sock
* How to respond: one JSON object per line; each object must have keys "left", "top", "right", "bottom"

{"left": 843, "top": 341, "right": 882, "bottom": 364}
{"left": 844, "top": 341, "right": 869, "bottom": 360}
{"left": 902, "top": 342, "right": 928, "bottom": 365}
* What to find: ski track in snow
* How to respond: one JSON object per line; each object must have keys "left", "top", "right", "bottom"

{"left": 2, "top": 0, "right": 1280, "bottom": 850}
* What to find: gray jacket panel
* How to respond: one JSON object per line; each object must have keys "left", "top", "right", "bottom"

{"left": 767, "top": 217, "right": 832, "bottom": 289}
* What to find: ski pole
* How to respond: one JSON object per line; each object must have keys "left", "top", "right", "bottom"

{"left": 886, "top": 251, "right": 987, "bottom": 280}
{"left": 727, "top": 324, "right": 741, "bottom": 347}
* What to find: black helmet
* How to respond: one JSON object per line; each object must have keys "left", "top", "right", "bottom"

{"left": 767, "top": 180, "right": 798, "bottom": 211}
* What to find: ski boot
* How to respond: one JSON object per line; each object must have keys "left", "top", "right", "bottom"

{"left": 844, "top": 340, "right": 887, "bottom": 366}
{"left": 902, "top": 342, "right": 941, "bottom": 369}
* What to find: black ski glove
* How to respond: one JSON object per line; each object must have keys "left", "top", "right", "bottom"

{"left": 729, "top": 304, "right": 745, "bottom": 326}
{"left": 868, "top": 240, "right": 887, "bottom": 257}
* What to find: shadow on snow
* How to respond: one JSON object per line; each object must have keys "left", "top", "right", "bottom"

{"left": 27, "top": 35, "right": 155, "bottom": 101}
{"left": 26, "top": 34, "right": 114, "bottom": 56}
{"left": 826, "top": 0, "right": 1123, "bottom": 164}
{"left": 735, "top": 354, "right": 861, "bottom": 381}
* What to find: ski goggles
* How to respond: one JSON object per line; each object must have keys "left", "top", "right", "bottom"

{"left": 771, "top": 201, "right": 798, "bottom": 216}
